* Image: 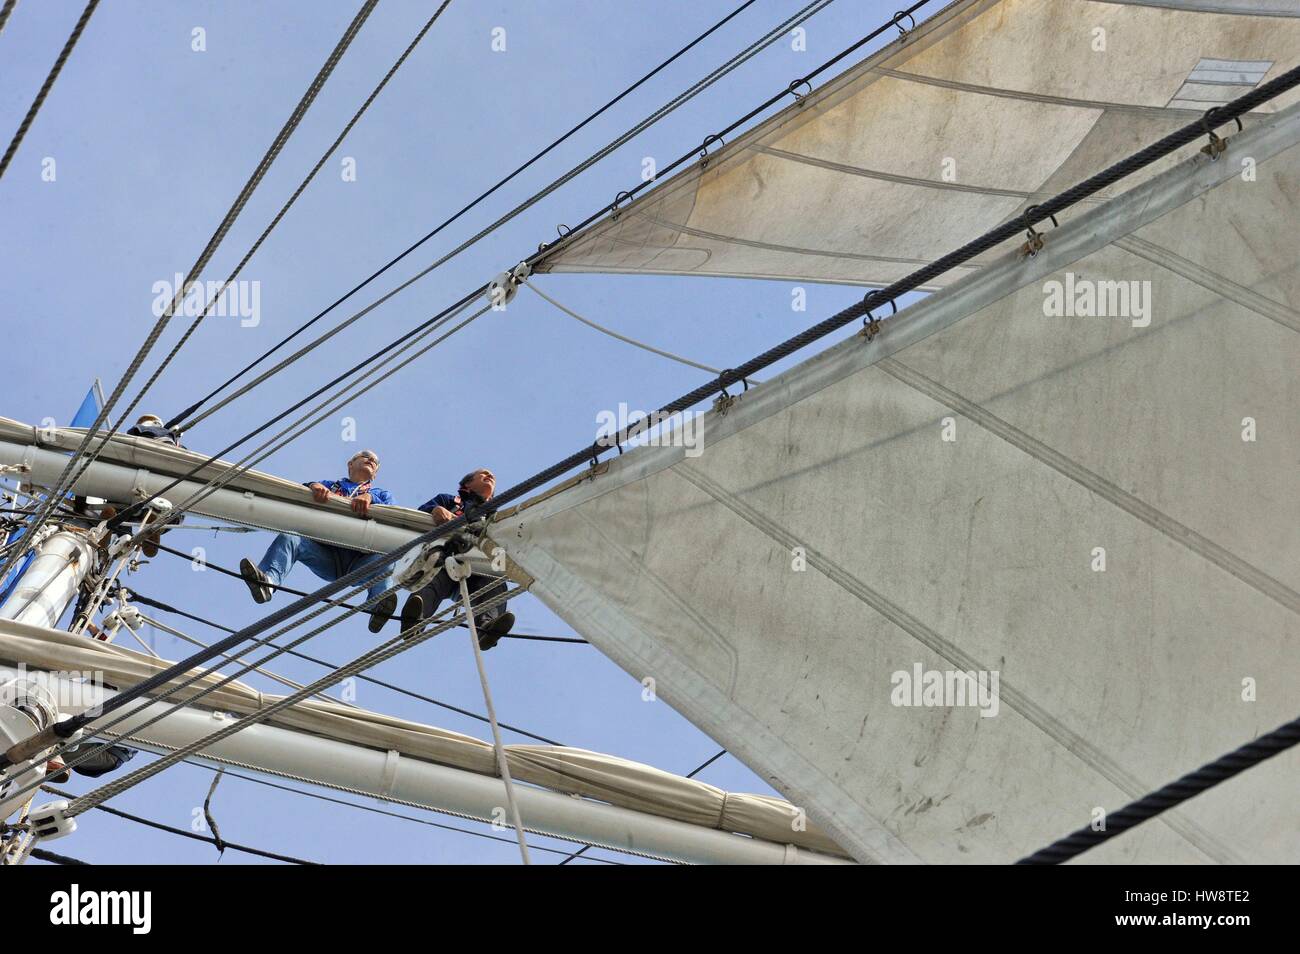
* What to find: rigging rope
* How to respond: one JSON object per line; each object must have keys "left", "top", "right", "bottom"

{"left": 41, "top": 784, "right": 318, "bottom": 865}
{"left": 1017, "top": 714, "right": 1300, "bottom": 865}
{"left": 106, "top": 294, "right": 485, "bottom": 540}
{"left": 140, "top": 753, "right": 626, "bottom": 862}
{"left": 138, "top": 0, "right": 456, "bottom": 436}
{"left": 138, "top": 612, "right": 355, "bottom": 709}
{"left": 459, "top": 573, "right": 530, "bottom": 864}
{"left": 522, "top": 278, "right": 726, "bottom": 375}
{"left": 1, "top": 562, "right": 428, "bottom": 793}
{"left": 558, "top": 747, "right": 726, "bottom": 865}
{"left": 0, "top": 0, "right": 379, "bottom": 579}
{"left": 125, "top": 585, "right": 566, "bottom": 743}
{"left": 0, "top": 0, "right": 18, "bottom": 38}
{"left": 166, "top": 0, "right": 769, "bottom": 430}
{"left": 0, "top": 0, "right": 99, "bottom": 180}
{"left": 29, "top": 847, "right": 90, "bottom": 865}
{"left": 65, "top": 586, "right": 516, "bottom": 817}
{"left": 114, "top": 302, "right": 491, "bottom": 555}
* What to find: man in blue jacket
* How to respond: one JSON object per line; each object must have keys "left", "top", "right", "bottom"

{"left": 238, "top": 449, "right": 399, "bottom": 633}
{"left": 400, "top": 467, "right": 514, "bottom": 650}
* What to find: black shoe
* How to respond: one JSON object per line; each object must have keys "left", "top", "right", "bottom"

{"left": 477, "top": 611, "right": 514, "bottom": 652}
{"left": 239, "top": 558, "right": 273, "bottom": 604}
{"left": 369, "top": 591, "right": 398, "bottom": 634}
{"left": 400, "top": 593, "right": 424, "bottom": 637}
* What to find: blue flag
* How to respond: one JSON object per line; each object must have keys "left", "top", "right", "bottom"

{"left": 70, "top": 379, "right": 105, "bottom": 428}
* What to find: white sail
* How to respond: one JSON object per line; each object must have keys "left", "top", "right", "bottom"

{"left": 502, "top": 102, "right": 1300, "bottom": 863}
{"left": 536, "top": 0, "right": 1300, "bottom": 288}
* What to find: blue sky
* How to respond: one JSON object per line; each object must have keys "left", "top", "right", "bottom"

{"left": 2, "top": 0, "right": 921, "bottom": 864}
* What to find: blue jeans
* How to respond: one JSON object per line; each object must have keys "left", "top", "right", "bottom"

{"left": 257, "top": 534, "right": 393, "bottom": 602}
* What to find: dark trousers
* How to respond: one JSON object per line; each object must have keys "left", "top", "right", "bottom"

{"left": 415, "top": 569, "right": 507, "bottom": 624}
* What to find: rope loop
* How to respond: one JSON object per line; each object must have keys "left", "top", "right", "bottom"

{"left": 860, "top": 292, "right": 896, "bottom": 340}
{"left": 699, "top": 133, "right": 725, "bottom": 167}
{"left": 1200, "top": 106, "right": 1242, "bottom": 160}
{"left": 610, "top": 191, "right": 633, "bottom": 221}
{"left": 788, "top": 77, "right": 812, "bottom": 105}
{"left": 1020, "top": 204, "right": 1058, "bottom": 257}
{"left": 892, "top": 10, "right": 915, "bottom": 38}
{"left": 537, "top": 223, "right": 572, "bottom": 254}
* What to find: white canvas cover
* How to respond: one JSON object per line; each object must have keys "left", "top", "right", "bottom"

{"left": 537, "top": 0, "right": 1300, "bottom": 288}
{"left": 504, "top": 105, "right": 1300, "bottom": 863}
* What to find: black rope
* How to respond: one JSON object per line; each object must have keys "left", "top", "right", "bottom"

{"left": 0, "top": 0, "right": 18, "bottom": 36}
{"left": 21, "top": 54, "right": 1298, "bottom": 764}
{"left": 1017, "top": 715, "right": 1300, "bottom": 865}
{"left": 41, "top": 785, "right": 319, "bottom": 864}
{"left": 166, "top": 0, "right": 763, "bottom": 430}
{"left": 30, "top": 847, "right": 91, "bottom": 865}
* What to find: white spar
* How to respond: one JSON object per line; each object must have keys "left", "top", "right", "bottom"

{"left": 11, "top": 667, "right": 851, "bottom": 865}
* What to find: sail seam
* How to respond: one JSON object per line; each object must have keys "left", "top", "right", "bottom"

{"left": 671, "top": 462, "right": 1242, "bottom": 863}
{"left": 874, "top": 67, "right": 1204, "bottom": 118}
{"left": 641, "top": 211, "right": 986, "bottom": 268}
{"left": 876, "top": 357, "right": 1300, "bottom": 615}
{"left": 1088, "top": 0, "right": 1300, "bottom": 18}
{"left": 1114, "top": 235, "right": 1300, "bottom": 333}
{"left": 754, "top": 145, "right": 1077, "bottom": 200}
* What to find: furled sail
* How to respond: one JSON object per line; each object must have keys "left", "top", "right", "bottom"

{"left": 504, "top": 100, "right": 1300, "bottom": 863}
{"left": 536, "top": 0, "right": 1300, "bottom": 288}
{"left": 0, "top": 617, "right": 847, "bottom": 857}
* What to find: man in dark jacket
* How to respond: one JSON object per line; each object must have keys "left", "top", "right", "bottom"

{"left": 238, "top": 450, "right": 399, "bottom": 633}
{"left": 126, "top": 413, "right": 183, "bottom": 447}
{"left": 400, "top": 468, "right": 513, "bottom": 650}
{"left": 123, "top": 413, "right": 185, "bottom": 556}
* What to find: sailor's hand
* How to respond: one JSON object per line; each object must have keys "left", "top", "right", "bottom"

{"left": 429, "top": 505, "right": 455, "bottom": 525}
{"left": 351, "top": 493, "right": 372, "bottom": 517}
{"left": 309, "top": 483, "right": 330, "bottom": 503}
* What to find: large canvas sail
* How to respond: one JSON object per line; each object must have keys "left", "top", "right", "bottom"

{"left": 536, "top": 0, "right": 1300, "bottom": 288}
{"left": 502, "top": 101, "right": 1300, "bottom": 863}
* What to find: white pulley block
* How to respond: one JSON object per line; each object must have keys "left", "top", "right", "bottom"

{"left": 485, "top": 261, "right": 531, "bottom": 309}
{"left": 392, "top": 543, "right": 444, "bottom": 593}
{"left": 443, "top": 554, "right": 472, "bottom": 582}
{"left": 28, "top": 800, "right": 77, "bottom": 840}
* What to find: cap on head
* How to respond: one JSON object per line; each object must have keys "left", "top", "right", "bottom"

{"left": 137, "top": 414, "right": 163, "bottom": 427}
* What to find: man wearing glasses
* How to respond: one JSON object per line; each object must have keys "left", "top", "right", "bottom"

{"left": 400, "top": 468, "right": 514, "bottom": 650}
{"left": 238, "top": 449, "right": 399, "bottom": 633}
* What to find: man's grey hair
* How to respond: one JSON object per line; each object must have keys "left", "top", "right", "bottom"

{"left": 349, "top": 449, "right": 380, "bottom": 467}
